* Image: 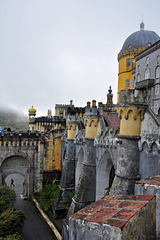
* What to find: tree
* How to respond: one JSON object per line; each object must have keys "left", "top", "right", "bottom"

{"left": 0, "top": 185, "right": 16, "bottom": 214}
{"left": 0, "top": 208, "right": 25, "bottom": 237}
{"left": 36, "top": 183, "right": 58, "bottom": 212}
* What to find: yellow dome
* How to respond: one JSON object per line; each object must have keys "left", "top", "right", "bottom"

{"left": 28, "top": 105, "right": 36, "bottom": 115}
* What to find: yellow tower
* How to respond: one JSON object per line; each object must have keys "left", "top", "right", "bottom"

{"left": 117, "top": 22, "right": 159, "bottom": 101}
{"left": 28, "top": 106, "right": 36, "bottom": 131}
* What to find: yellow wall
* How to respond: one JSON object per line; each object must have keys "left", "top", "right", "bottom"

{"left": 118, "top": 55, "right": 133, "bottom": 101}
{"left": 118, "top": 107, "right": 145, "bottom": 136}
{"left": 67, "top": 124, "right": 76, "bottom": 139}
{"left": 43, "top": 129, "right": 64, "bottom": 171}
{"left": 117, "top": 47, "right": 145, "bottom": 102}
{"left": 85, "top": 119, "right": 99, "bottom": 139}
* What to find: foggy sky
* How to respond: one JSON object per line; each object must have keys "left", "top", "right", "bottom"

{"left": 0, "top": 0, "right": 160, "bottom": 116}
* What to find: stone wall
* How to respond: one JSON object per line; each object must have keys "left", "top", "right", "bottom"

{"left": 135, "top": 175, "right": 160, "bottom": 237}
{"left": 69, "top": 195, "right": 156, "bottom": 240}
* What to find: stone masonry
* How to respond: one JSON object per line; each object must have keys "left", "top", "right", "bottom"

{"left": 69, "top": 195, "right": 156, "bottom": 240}
{"left": 135, "top": 175, "right": 160, "bottom": 238}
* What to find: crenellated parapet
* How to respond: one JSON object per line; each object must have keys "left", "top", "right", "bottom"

{"left": 138, "top": 136, "right": 160, "bottom": 153}
{"left": 0, "top": 131, "right": 44, "bottom": 147}
{"left": 119, "top": 89, "right": 150, "bottom": 105}
{"left": 94, "top": 126, "right": 119, "bottom": 149}
{"left": 74, "top": 130, "right": 85, "bottom": 145}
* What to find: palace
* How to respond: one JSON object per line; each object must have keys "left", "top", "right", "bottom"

{"left": 1, "top": 22, "right": 160, "bottom": 239}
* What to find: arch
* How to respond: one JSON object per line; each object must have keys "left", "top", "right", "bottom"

{"left": 120, "top": 109, "right": 123, "bottom": 116}
{"left": 137, "top": 73, "right": 141, "bottom": 82}
{"left": 151, "top": 142, "right": 158, "bottom": 153}
{"left": 145, "top": 68, "right": 150, "bottom": 80}
{"left": 96, "top": 150, "right": 115, "bottom": 200}
{"left": 90, "top": 120, "right": 94, "bottom": 127}
{"left": 0, "top": 155, "right": 30, "bottom": 198}
{"left": 4, "top": 173, "right": 26, "bottom": 199}
{"left": 127, "top": 109, "right": 134, "bottom": 119}
{"left": 1, "top": 155, "right": 29, "bottom": 173}
{"left": 75, "top": 148, "right": 84, "bottom": 187}
{"left": 154, "top": 102, "right": 159, "bottom": 114}
{"left": 0, "top": 152, "right": 32, "bottom": 167}
{"left": 141, "top": 141, "right": 148, "bottom": 151}
{"left": 155, "top": 66, "right": 160, "bottom": 79}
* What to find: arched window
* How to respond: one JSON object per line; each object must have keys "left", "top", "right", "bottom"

{"left": 154, "top": 102, "right": 159, "bottom": 114}
{"left": 156, "top": 66, "right": 160, "bottom": 79}
{"left": 137, "top": 74, "right": 141, "bottom": 82}
{"left": 145, "top": 68, "right": 150, "bottom": 79}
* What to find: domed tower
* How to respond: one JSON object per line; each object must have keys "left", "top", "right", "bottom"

{"left": 117, "top": 22, "right": 160, "bottom": 101}
{"left": 28, "top": 106, "right": 36, "bottom": 131}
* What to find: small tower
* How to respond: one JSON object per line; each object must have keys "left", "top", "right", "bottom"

{"left": 107, "top": 86, "right": 113, "bottom": 105}
{"left": 84, "top": 100, "right": 99, "bottom": 139}
{"left": 66, "top": 100, "right": 99, "bottom": 222}
{"left": 28, "top": 106, "right": 36, "bottom": 131}
{"left": 117, "top": 23, "right": 159, "bottom": 102}
{"left": 110, "top": 90, "right": 146, "bottom": 195}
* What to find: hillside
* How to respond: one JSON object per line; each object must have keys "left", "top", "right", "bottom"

{"left": 0, "top": 108, "right": 29, "bottom": 132}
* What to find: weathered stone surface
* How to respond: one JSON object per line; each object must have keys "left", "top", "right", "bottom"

{"left": 69, "top": 195, "right": 156, "bottom": 240}
{"left": 0, "top": 132, "right": 44, "bottom": 198}
{"left": 135, "top": 175, "right": 160, "bottom": 237}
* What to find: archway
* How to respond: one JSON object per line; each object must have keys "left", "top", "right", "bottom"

{"left": 96, "top": 150, "right": 115, "bottom": 200}
{"left": 75, "top": 148, "right": 84, "bottom": 187}
{"left": 1, "top": 155, "right": 29, "bottom": 198}
{"left": 5, "top": 173, "right": 25, "bottom": 199}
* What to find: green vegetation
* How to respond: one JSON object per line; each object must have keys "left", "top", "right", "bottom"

{"left": 35, "top": 183, "right": 58, "bottom": 212}
{"left": 0, "top": 186, "right": 25, "bottom": 239}
{"left": 0, "top": 107, "right": 29, "bottom": 131}
{"left": 62, "top": 192, "right": 74, "bottom": 208}
{"left": 0, "top": 209, "right": 25, "bottom": 238}
{"left": 0, "top": 186, "right": 16, "bottom": 214}
{"left": 0, "top": 233, "right": 22, "bottom": 240}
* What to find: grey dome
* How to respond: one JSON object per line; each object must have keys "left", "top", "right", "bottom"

{"left": 121, "top": 23, "right": 160, "bottom": 51}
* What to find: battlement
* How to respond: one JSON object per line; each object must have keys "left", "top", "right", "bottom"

{"left": 119, "top": 89, "right": 148, "bottom": 106}
{"left": 118, "top": 47, "right": 145, "bottom": 61}
{"left": 65, "top": 107, "right": 85, "bottom": 116}
{"left": 35, "top": 116, "right": 53, "bottom": 122}
{"left": 84, "top": 100, "right": 99, "bottom": 117}
{"left": 0, "top": 131, "right": 44, "bottom": 146}
{"left": 66, "top": 115, "right": 81, "bottom": 123}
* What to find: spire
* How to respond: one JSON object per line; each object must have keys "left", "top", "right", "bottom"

{"left": 140, "top": 21, "right": 144, "bottom": 30}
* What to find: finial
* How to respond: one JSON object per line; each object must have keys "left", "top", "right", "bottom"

{"left": 108, "top": 86, "right": 112, "bottom": 94}
{"left": 140, "top": 21, "right": 144, "bottom": 30}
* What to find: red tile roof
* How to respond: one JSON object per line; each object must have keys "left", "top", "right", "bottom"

{"left": 107, "top": 112, "right": 120, "bottom": 127}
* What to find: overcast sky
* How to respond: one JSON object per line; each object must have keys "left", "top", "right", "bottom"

{"left": 0, "top": 0, "right": 160, "bottom": 116}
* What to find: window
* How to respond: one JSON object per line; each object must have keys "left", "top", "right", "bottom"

{"left": 157, "top": 55, "right": 160, "bottom": 63}
{"left": 126, "top": 58, "right": 131, "bottom": 68}
{"left": 154, "top": 102, "right": 159, "bottom": 114}
{"left": 132, "top": 76, "right": 136, "bottom": 88}
{"left": 155, "top": 85, "right": 159, "bottom": 95}
{"left": 156, "top": 66, "right": 160, "bottom": 78}
{"left": 145, "top": 69, "right": 150, "bottom": 79}
{"left": 137, "top": 74, "right": 141, "bottom": 82}
{"left": 125, "top": 79, "right": 130, "bottom": 89}
{"left": 146, "top": 57, "right": 149, "bottom": 65}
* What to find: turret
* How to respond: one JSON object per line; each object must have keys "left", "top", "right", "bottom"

{"left": 110, "top": 90, "right": 146, "bottom": 195}
{"left": 117, "top": 23, "right": 160, "bottom": 102}
{"left": 66, "top": 116, "right": 77, "bottom": 140}
{"left": 28, "top": 106, "right": 36, "bottom": 131}
{"left": 84, "top": 100, "right": 99, "bottom": 139}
